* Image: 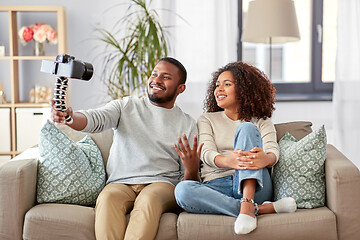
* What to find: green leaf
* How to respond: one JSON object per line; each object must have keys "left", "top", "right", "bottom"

{"left": 97, "top": 0, "right": 173, "bottom": 99}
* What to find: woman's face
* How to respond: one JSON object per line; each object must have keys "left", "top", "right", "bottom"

{"left": 214, "top": 71, "right": 237, "bottom": 111}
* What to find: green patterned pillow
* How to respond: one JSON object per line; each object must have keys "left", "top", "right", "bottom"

{"left": 272, "top": 125, "right": 327, "bottom": 208}
{"left": 37, "top": 120, "right": 106, "bottom": 206}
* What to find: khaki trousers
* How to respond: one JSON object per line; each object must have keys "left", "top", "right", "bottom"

{"left": 95, "top": 182, "right": 178, "bottom": 240}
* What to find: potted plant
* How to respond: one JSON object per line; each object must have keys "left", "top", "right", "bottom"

{"left": 98, "top": 0, "right": 169, "bottom": 99}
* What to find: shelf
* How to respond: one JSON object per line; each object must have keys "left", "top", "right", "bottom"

{"left": 0, "top": 6, "right": 64, "bottom": 12}
{"left": 0, "top": 151, "right": 23, "bottom": 157}
{"left": 0, "top": 56, "right": 57, "bottom": 60}
{"left": 0, "top": 102, "right": 50, "bottom": 106}
{"left": 0, "top": 104, "right": 12, "bottom": 108}
{"left": 0, "top": 6, "right": 66, "bottom": 159}
{"left": 15, "top": 103, "right": 51, "bottom": 107}
{"left": 0, "top": 151, "right": 18, "bottom": 155}
{"left": 0, "top": 104, "right": 51, "bottom": 108}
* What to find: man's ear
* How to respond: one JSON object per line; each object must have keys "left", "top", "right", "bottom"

{"left": 177, "top": 84, "right": 186, "bottom": 95}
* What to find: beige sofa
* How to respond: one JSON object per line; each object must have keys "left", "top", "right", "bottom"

{"left": 0, "top": 121, "right": 359, "bottom": 240}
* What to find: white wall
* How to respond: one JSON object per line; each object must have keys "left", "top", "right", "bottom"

{"left": 3, "top": 0, "right": 337, "bottom": 149}
{"left": 273, "top": 101, "right": 334, "bottom": 143}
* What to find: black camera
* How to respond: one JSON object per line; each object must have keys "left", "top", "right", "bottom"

{"left": 40, "top": 54, "right": 93, "bottom": 80}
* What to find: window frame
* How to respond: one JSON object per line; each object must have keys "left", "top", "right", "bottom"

{"left": 237, "top": 0, "right": 333, "bottom": 101}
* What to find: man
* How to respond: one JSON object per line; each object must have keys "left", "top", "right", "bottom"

{"left": 51, "top": 57, "right": 201, "bottom": 240}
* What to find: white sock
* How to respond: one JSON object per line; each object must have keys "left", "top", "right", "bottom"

{"left": 234, "top": 214, "right": 257, "bottom": 235}
{"left": 265, "top": 197, "right": 297, "bottom": 213}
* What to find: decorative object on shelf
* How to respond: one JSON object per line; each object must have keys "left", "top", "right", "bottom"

{"left": 97, "top": 0, "right": 170, "bottom": 99}
{"left": 29, "top": 85, "right": 52, "bottom": 103}
{"left": 18, "top": 23, "right": 58, "bottom": 56}
{"left": 34, "top": 41, "right": 45, "bottom": 56}
{"left": 0, "top": 45, "right": 4, "bottom": 56}
{"left": 0, "top": 84, "right": 6, "bottom": 104}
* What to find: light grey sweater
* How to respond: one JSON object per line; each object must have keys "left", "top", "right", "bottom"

{"left": 80, "top": 96, "right": 197, "bottom": 186}
{"left": 198, "top": 111, "right": 280, "bottom": 183}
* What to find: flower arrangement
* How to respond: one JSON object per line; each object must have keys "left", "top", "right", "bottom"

{"left": 18, "top": 23, "right": 58, "bottom": 45}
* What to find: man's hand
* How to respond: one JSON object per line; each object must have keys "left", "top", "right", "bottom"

{"left": 49, "top": 100, "right": 87, "bottom": 131}
{"left": 50, "top": 99, "right": 73, "bottom": 124}
{"left": 174, "top": 134, "right": 204, "bottom": 181}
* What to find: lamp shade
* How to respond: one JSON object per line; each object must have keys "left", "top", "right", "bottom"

{"left": 242, "top": 0, "right": 300, "bottom": 43}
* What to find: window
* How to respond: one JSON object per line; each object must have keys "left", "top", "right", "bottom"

{"left": 238, "top": 0, "right": 337, "bottom": 101}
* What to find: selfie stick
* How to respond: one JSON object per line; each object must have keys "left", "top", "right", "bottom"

{"left": 53, "top": 76, "right": 73, "bottom": 124}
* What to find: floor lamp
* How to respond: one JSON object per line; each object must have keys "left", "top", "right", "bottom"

{"left": 241, "top": 0, "right": 300, "bottom": 80}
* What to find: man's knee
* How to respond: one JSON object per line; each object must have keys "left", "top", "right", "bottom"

{"left": 96, "top": 186, "right": 132, "bottom": 213}
{"left": 97, "top": 188, "right": 118, "bottom": 204}
{"left": 137, "top": 191, "right": 158, "bottom": 205}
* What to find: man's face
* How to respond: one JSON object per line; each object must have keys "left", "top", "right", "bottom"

{"left": 147, "top": 61, "right": 185, "bottom": 108}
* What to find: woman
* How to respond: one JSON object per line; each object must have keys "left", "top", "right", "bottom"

{"left": 174, "top": 61, "right": 296, "bottom": 235}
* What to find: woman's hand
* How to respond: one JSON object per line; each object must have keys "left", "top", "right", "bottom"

{"left": 214, "top": 151, "right": 244, "bottom": 169}
{"left": 235, "top": 147, "right": 276, "bottom": 170}
{"left": 174, "top": 134, "right": 204, "bottom": 181}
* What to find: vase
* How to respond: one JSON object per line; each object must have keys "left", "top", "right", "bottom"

{"left": 34, "top": 41, "right": 45, "bottom": 56}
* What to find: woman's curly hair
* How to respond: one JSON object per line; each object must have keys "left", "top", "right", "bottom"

{"left": 204, "top": 61, "right": 276, "bottom": 121}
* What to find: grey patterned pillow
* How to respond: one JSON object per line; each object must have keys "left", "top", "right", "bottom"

{"left": 272, "top": 125, "right": 327, "bottom": 209}
{"left": 37, "top": 120, "right": 106, "bottom": 206}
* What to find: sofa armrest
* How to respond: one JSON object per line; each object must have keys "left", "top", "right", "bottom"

{"left": 0, "top": 158, "right": 38, "bottom": 240}
{"left": 325, "top": 144, "right": 360, "bottom": 240}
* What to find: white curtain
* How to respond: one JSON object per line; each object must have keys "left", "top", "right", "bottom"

{"left": 165, "top": 0, "right": 238, "bottom": 119}
{"left": 333, "top": 0, "right": 360, "bottom": 169}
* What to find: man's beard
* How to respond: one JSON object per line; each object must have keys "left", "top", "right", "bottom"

{"left": 147, "top": 88, "right": 177, "bottom": 104}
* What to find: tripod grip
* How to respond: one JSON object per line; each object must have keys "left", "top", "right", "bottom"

{"left": 65, "top": 114, "right": 73, "bottom": 124}
{"left": 54, "top": 77, "right": 73, "bottom": 124}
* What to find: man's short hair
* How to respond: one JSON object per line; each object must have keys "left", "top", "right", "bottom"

{"left": 159, "top": 57, "right": 187, "bottom": 84}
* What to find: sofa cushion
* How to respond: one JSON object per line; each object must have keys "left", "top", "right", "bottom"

{"left": 23, "top": 204, "right": 178, "bottom": 240}
{"left": 274, "top": 121, "right": 312, "bottom": 142}
{"left": 37, "top": 120, "right": 106, "bottom": 206}
{"left": 272, "top": 125, "right": 327, "bottom": 208}
{"left": 55, "top": 123, "right": 114, "bottom": 167}
{"left": 177, "top": 208, "right": 336, "bottom": 240}
{"left": 23, "top": 204, "right": 95, "bottom": 240}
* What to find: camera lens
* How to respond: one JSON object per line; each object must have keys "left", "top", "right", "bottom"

{"left": 82, "top": 62, "right": 94, "bottom": 80}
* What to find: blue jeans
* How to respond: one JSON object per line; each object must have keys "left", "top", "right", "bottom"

{"left": 175, "top": 122, "right": 273, "bottom": 217}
